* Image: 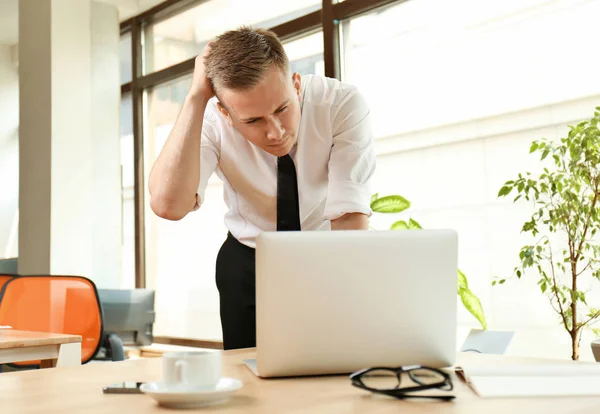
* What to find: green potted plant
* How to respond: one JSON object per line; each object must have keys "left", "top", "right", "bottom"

{"left": 370, "top": 193, "right": 487, "bottom": 330}
{"left": 497, "top": 106, "right": 600, "bottom": 360}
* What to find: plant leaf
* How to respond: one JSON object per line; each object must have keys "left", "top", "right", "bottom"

{"left": 457, "top": 269, "right": 487, "bottom": 329}
{"left": 371, "top": 193, "right": 379, "bottom": 203}
{"left": 390, "top": 220, "right": 408, "bottom": 230}
{"left": 370, "top": 195, "right": 411, "bottom": 213}
{"left": 408, "top": 218, "right": 422, "bottom": 229}
{"left": 498, "top": 186, "right": 512, "bottom": 197}
{"left": 530, "top": 142, "right": 539, "bottom": 153}
{"left": 457, "top": 269, "right": 468, "bottom": 290}
{"left": 458, "top": 287, "right": 487, "bottom": 330}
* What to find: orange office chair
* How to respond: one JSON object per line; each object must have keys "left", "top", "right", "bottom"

{"left": 0, "top": 273, "right": 17, "bottom": 293}
{"left": 0, "top": 275, "right": 104, "bottom": 367}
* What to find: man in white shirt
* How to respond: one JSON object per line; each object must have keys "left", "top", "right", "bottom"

{"left": 148, "top": 27, "right": 375, "bottom": 350}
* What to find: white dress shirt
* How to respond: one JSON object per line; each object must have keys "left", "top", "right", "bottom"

{"left": 196, "top": 74, "right": 376, "bottom": 248}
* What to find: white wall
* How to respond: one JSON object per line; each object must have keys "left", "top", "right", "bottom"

{"left": 0, "top": 44, "right": 19, "bottom": 259}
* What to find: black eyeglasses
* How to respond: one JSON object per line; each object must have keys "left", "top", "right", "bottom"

{"left": 350, "top": 365, "right": 455, "bottom": 401}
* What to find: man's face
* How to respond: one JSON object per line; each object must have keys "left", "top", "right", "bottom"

{"left": 216, "top": 66, "right": 302, "bottom": 157}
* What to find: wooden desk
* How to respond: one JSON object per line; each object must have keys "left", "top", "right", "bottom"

{"left": 0, "top": 329, "right": 81, "bottom": 368}
{"left": 1, "top": 349, "right": 600, "bottom": 413}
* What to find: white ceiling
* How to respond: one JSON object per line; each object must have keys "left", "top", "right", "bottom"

{"left": 0, "top": 0, "right": 165, "bottom": 46}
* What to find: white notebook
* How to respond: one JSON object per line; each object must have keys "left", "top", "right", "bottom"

{"left": 456, "top": 363, "right": 600, "bottom": 398}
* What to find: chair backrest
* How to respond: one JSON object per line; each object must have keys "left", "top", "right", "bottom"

{"left": 0, "top": 275, "right": 104, "bottom": 365}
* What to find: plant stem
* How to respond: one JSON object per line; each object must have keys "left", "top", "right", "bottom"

{"left": 570, "top": 176, "right": 599, "bottom": 360}
{"left": 548, "top": 242, "right": 569, "bottom": 332}
{"left": 571, "top": 262, "right": 578, "bottom": 360}
{"left": 580, "top": 309, "right": 600, "bottom": 329}
{"left": 575, "top": 260, "right": 593, "bottom": 277}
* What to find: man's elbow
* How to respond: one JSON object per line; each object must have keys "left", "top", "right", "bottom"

{"left": 331, "top": 213, "right": 369, "bottom": 230}
{"left": 149, "top": 195, "right": 192, "bottom": 221}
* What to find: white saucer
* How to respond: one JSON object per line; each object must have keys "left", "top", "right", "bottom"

{"left": 140, "top": 377, "right": 243, "bottom": 408}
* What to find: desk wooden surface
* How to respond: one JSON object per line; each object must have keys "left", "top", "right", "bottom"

{"left": 0, "top": 329, "right": 81, "bottom": 349}
{"left": 1, "top": 349, "right": 600, "bottom": 413}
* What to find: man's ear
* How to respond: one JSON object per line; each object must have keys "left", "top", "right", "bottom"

{"left": 292, "top": 72, "right": 302, "bottom": 101}
{"left": 217, "top": 102, "right": 232, "bottom": 125}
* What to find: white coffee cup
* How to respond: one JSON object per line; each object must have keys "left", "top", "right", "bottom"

{"left": 162, "top": 351, "right": 222, "bottom": 390}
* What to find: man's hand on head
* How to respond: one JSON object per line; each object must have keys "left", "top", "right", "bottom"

{"left": 331, "top": 213, "right": 369, "bottom": 230}
{"left": 190, "top": 42, "right": 215, "bottom": 102}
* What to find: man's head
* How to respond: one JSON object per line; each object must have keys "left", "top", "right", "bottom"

{"left": 205, "top": 27, "right": 302, "bottom": 157}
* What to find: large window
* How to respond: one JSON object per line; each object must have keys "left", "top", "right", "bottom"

{"left": 338, "top": 0, "right": 600, "bottom": 361}
{"left": 143, "top": 74, "right": 227, "bottom": 340}
{"left": 340, "top": 0, "right": 600, "bottom": 138}
{"left": 143, "top": 0, "right": 321, "bottom": 74}
{"left": 120, "top": 32, "right": 132, "bottom": 83}
{"left": 121, "top": 0, "right": 600, "bottom": 359}
{"left": 284, "top": 31, "right": 324, "bottom": 76}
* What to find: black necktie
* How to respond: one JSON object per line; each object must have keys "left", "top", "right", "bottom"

{"left": 277, "top": 154, "right": 301, "bottom": 231}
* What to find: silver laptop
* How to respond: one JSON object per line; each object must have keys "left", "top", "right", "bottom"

{"left": 245, "top": 229, "right": 458, "bottom": 378}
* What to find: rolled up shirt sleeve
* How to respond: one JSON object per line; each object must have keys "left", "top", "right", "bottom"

{"left": 323, "top": 88, "right": 376, "bottom": 221}
{"left": 194, "top": 114, "right": 220, "bottom": 210}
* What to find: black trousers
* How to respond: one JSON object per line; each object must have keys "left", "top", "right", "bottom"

{"left": 215, "top": 232, "right": 256, "bottom": 350}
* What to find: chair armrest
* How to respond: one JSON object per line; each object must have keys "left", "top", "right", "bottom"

{"left": 107, "top": 333, "right": 125, "bottom": 361}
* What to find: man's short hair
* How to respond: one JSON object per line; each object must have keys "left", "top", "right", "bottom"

{"left": 205, "top": 26, "right": 290, "bottom": 92}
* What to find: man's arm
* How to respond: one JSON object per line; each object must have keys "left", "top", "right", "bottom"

{"left": 331, "top": 213, "right": 369, "bottom": 230}
{"left": 148, "top": 45, "right": 214, "bottom": 221}
{"left": 323, "top": 87, "right": 376, "bottom": 226}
